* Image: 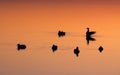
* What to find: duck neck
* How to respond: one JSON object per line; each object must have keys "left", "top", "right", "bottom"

{"left": 87, "top": 28, "right": 89, "bottom": 32}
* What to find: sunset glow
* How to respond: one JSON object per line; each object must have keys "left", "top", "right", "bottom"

{"left": 1, "top": 0, "right": 120, "bottom": 75}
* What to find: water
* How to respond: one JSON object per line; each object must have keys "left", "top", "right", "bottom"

{"left": 1, "top": 1, "right": 120, "bottom": 75}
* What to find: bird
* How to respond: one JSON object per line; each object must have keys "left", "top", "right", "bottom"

{"left": 58, "top": 30, "right": 66, "bottom": 37}
{"left": 17, "top": 44, "right": 26, "bottom": 50}
{"left": 98, "top": 46, "right": 103, "bottom": 53}
{"left": 52, "top": 44, "right": 58, "bottom": 52}
{"left": 86, "top": 28, "right": 96, "bottom": 37}
{"left": 74, "top": 46, "right": 80, "bottom": 57}
{"left": 86, "top": 28, "right": 96, "bottom": 45}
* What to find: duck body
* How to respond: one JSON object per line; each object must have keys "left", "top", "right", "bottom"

{"left": 98, "top": 46, "right": 103, "bottom": 53}
{"left": 17, "top": 44, "right": 26, "bottom": 50}
{"left": 52, "top": 44, "right": 58, "bottom": 52}
{"left": 58, "top": 30, "right": 66, "bottom": 37}
{"left": 74, "top": 47, "right": 80, "bottom": 57}
{"left": 86, "top": 28, "right": 96, "bottom": 37}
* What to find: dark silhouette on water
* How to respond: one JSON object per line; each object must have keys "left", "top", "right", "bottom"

{"left": 58, "top": 30, "right": 66, "bottom": 37}
{"left": 98, "top": 46, "right": 103, "bottom": 53}
{"left": 86, "top": 36, "right": 96, "bottom": 45}
{"left": 86, "top": 28, "right": 96, "bottom": 45}
{"left": 74, "top": 46, "right": 80, "bottom": 57}
{"left": 86, "top": 28, "right": 96, "bottom": 37}
{"left": 52, "top": 44, "right": 58, "bottom": 52}
{"left": 17, "top": 44, "right": 26, "bottom": 50}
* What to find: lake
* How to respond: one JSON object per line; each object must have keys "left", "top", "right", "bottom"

{"left": 0, "top": 1, "right": 120, "bottom": 75}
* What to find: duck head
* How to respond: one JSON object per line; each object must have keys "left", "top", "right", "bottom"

{"left": 86, "top": 28, "right": 89, "bottom": 31}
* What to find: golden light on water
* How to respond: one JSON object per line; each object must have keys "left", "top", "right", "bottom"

{"left": 1, "top": 0, "right": 120, "bottom": 75}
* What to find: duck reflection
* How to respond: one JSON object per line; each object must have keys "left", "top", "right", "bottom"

{"left": 74, "top": 46, "right": 80, "bottom": 57}
{"left": 52, "top": 44, "right": 58, "bottom": 52}
{"left": 86, "top": 36, "right": 96, "bottom": 45}
{"left": 86, "top": 28, "right": 96, "bottom": 45}
{"left": 58, "top": 30, "right": 66, "bottom": 37}
{"left": 98, "top": 46, "right": 103, "bottom": 53}
{"left": 17, "top": 44, "right": 26, "bottom": 50}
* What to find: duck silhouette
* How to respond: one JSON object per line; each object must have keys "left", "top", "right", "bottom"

{"left": 86, "top": 28, "right": 96, "bottom": 45}
{"left": 86, "top": 28, "right": 96, "bottom": 37}
{"left": 98, "top": 46, "right": 103, "bottom": 53}
{"left": 17, "top": 44, "right": 26, "bottom": 50}
{"left": 74, "top": 46, "right": 80, "bottom": 57}
{"left": 58, "top": 30, "right": 66, "bottom": 37}
{"left": 52, "top": 44, "right": 58, "bottom": 52}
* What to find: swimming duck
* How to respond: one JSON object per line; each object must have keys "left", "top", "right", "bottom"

{"left": 86, "top": 28, "right": 96, "bottom": 37}
{"left": 52, "top": 44, "right": 58, "bottom": 52}
{"left": 58, "top": 30, "right": 66, "bottom": 37}
{"left": 74, "top": 46, "right": 80, "bottom": 57}
{"left": 17, "top": 44, "right": 26, "bottom": 50}
{"left": 98, "top": 46, "right": 103, "bottom": 53}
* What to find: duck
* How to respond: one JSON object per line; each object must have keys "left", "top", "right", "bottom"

{"left": 17, "top": 44, "right": 26, "bottom": 50}
{"left": 52, "top": 44, "right": 58, "bottom": 52}
{"left": 58, "top": 30, "right": 66, "bottom": 37}
{"left": 74, "top": 46, "right": 80, "bottom": 57}
{"left": 98, "top": 46, "right": 103, "bottom": 53}
{"left": 86, "top": 28, "right": 96, "bottom": 37}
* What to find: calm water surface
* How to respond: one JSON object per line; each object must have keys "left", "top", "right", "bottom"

{"left": 1, "top": 1, "right": 120, "bottom": 75}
